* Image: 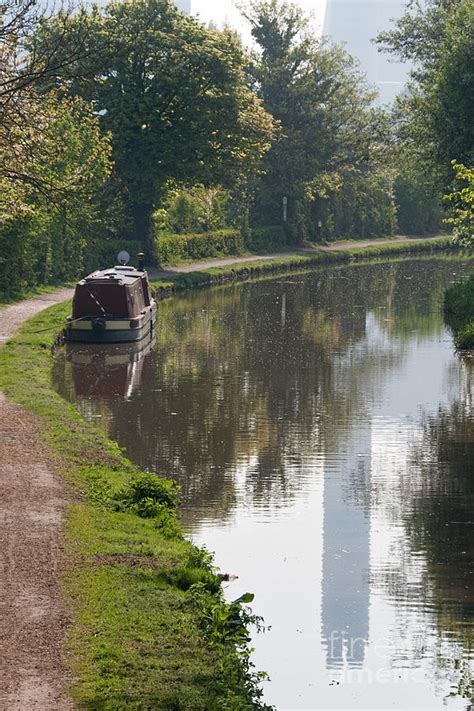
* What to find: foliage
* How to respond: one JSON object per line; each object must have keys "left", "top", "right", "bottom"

{"left": 377, "top": 0, "right": 473, "bottom": 199}
{"left": 394, "top": 164, "right": 444, "bottom": 235}
{"left": 444, "top": 162, "right": 474, "bottom": 247}
{"left": 187, "top": 583, "right": 273, "bottom": 710}
{"left": 444, "top": 271, "right": 474, "bottom": 349}
{"left": 454, "top": 322, "right": 474, "bottom": 350}
{"left": 114, "top": 472, "right": 180, "bottom": 516}
{"left": 0, "top": 93, "right": 112, "bottom": 299}
{"left": 240, "top": 0, "right": 396, "bottom": 242}
{"left": 245, "top": 226, "right": 287, "bottom": 251}
{"left": 156, "top": 229, "right": 244, "bottom": 265}
{"left": 0, "top": 0, "right": 103, "bottom": 218}
{"left": 40, "top": 0, "right": 276, "bottom": 255}
{"left": 155, "top": 185, "right": 232, "bottom": 234}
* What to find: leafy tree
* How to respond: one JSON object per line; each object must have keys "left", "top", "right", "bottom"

{"left": 0, "top": 93, "right": 112, "bottom": 297}
{"left": 40, "top": 0, "right": 275, "bottom": 258}
{"left": 377, "top": 0, "right": 473, "bottom": 190}
{"left": 240, "top": 0, "right": 395, "bottom": 242}
{"left": 444, "top": 162, "right": 474, "bottom": 247}
{"left": 428, "top": 1, "right": 474, "bottom": 175}
{"left": 155, "top": 184, "right": 231, "bottom": 234}
{"left": 0, "top": 0, "right": 98, "bottom": 214}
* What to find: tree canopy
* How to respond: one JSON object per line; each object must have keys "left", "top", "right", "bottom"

{"left": 378, "top": 0, "right": 473, "bottom": 191}
{"left": 241, "top": 0, "right": 396, "bottom": 241}
{"left": 40, "top": 0, "right": 276, "bottom": 253}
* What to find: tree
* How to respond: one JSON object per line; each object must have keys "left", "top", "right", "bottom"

{"left": 0, "top": 0, "right": 110, "bottom": 223}
{"left": 40, "top": 0, "right": 276, "bottom": 257}
{"left": 377, "top": 0, "right": 473, "bottom": 191}
{"left": 0, "top": 91, "right": 112, "bottom": 296}
{"left": 444, "top": 162, "right": 474, "bottom": 247}
{"left": 240, "top": 0, "right": 395, "bottom": 242}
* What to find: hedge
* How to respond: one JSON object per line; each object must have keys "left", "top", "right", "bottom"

{"left": 156, "top": 229, "right": 243, "bottom": 264}
{"left": 155, "top": 226, "right": 289, "bottom": 265}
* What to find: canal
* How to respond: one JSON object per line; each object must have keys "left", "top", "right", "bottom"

{"left": 54, "top": 257, "right": 473, "bottom": 710}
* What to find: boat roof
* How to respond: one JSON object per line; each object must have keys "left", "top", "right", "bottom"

{"left": 80, "top": 266, "right": 147, "bottom": 286}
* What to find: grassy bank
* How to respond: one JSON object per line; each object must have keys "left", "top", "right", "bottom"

{"left": 444, "top": 271, "right": 474, "bottom": 349}
{"left": 0, "top": 305, "right": 271, "bottom": 710}
{"left": 0, "top": 235, "right": 463, "bottom": 709}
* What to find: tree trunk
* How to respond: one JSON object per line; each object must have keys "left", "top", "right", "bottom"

{"left": 131, "top": 202, "right": 159, "bottom": 267}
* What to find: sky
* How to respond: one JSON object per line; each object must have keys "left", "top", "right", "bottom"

{"left": 190, "top": 0, "right": 327, "bottom": 42}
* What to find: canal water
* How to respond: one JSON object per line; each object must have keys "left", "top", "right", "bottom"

{"left": 54, "top": 257, "right": 473, "bottom": 710}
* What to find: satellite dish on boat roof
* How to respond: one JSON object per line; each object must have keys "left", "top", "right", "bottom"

{"left": 117, "top": 250, "right": 130, "bottom": 266}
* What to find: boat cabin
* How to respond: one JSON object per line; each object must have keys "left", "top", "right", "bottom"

{"left": 72, "top": 266, "right": 152, "bottom": 320}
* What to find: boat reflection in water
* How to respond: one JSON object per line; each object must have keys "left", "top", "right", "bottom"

{"left": 65, "top": 331, "right": 156, "bottom": 402}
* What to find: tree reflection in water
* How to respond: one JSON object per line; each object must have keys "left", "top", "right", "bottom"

{"left": 408, "top": 396, "right": 473, "bottom": 699}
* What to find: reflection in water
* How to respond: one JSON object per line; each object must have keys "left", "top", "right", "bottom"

{"left": 322, "top": 423, "right": 371, "bottom": 670}
{"left": 54, "top": 258, "right": 474, "bottom": 710}
{"left": 64, "top": 332, "right": 155, "bottom": 402}
{"left": 407, "top": 399, "right": 473, "bottom": 697}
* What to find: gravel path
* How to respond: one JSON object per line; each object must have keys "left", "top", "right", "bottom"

{"left": 0, "top": 288, "right": 75, "bottom": 345}
{"left": 0, "top": 393, "right": 73, "bottom": 710}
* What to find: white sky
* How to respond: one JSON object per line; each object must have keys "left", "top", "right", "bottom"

{"left": 191, "top": 0, "right": 327, "bottom": 43}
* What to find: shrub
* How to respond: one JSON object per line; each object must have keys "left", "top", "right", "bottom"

{"left": 155, "top": 185, "right": 231, "bottom": 234}
{"left": 444, "top": 273, "right": 474, "bottom": 322}
{"left": 456, "top": 323, "right": 474, "bottom": 350}
{"left": 444, "top": 272, "right": 474, "bottom": 351}
{"left": 114, "top": 472, "right": 180, "bottom": 517}
{"left": 156, "top": 229, "right": 243, "bottom": 264}
{"left": 244, "top": 226, "right": 287, "bottom": 251}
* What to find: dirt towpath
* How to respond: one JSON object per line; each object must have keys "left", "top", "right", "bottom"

{"left": 0, "top": 288, "right": 75, "bottom": 708}
{"left": 0, "top": 288, "right": 75, "bottom": 345}
{"left": 0, "top": 234, "right": 445, "bottom": 709}
{"left": 0, "top": 394, "right": 73, "bottom": 710}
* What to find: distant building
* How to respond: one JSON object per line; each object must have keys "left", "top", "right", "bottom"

{"left": 174, "top": 0, "right": 191, "bottom": 13}
{"left": 323, "top": 0, "right": 410, "bottom": 104}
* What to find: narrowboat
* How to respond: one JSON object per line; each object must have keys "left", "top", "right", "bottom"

{"left": 65, "top": 253, "right": 156, "bottom": 344}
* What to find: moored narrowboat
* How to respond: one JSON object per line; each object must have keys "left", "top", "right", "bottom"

{"left": 65, "top": 254, "right": 156, "bottom": 343}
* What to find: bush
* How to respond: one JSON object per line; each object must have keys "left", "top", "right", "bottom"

{"left": 456, "top": 323, "right": 474, "bottom": 350}
{"left": 156, "top": 229, "right": 243, "bottom": 264}
{"left": 114, "top": 472, "right": 180, "bottom": 518}
{"left": 444, "top": 273, "right": 474, "bottom": 321}
{"left": 395, "top": 174, "right": 443, "bottom": 235}
{"left": 444, "top": 272, "right": 474, "bottom": 350}
{"left": 155, "top": 185, "right": 231, "bottom": 234}
{"left": 244, "top": 226, "right": 287, "bottom": 251}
